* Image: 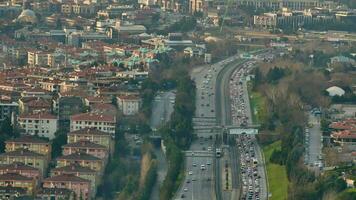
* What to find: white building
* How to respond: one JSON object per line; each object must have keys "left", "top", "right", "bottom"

{"left": 18, "top": 113, "right": 58, "bottom": 139}
{"left": 70, "top": 112, "right": 116, "bottom": 135}
{"left": 116, "top": 95, "right": 141, "bottom": 116}
{"left": 253, "top": 13, "right": 277, "bottom": 28}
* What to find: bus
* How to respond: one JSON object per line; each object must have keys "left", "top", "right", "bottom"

{"left": 216, "top": 148, "right": 222, "bottom": 158}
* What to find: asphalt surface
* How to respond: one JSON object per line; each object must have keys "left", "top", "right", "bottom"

{"left": 150, "top": 91, "right": 176, "bottom": 130}
{"left": 176, "top": 139, "right": 214, "bottom": 200}
{"left": 305, "top": 113, "right": 323, "bottom": 169}
{"left": 149, "top": 91, "right": 175, "bottom": 200}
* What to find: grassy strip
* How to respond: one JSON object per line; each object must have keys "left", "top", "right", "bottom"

{"left": 247, "top": 82, "right": 267, "bottom": 124}
{"left": 263, "top": 141, "right": 289, "bottom": 200}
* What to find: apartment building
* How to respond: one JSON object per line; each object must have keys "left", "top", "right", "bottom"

{"left": 0, "top": 100, "right": 18, "bottom": 123}
{"left": 116, "top": 94, "right": 141, "bottom": 116}
{"left": 18, "top": 113, "right": 58, "bottom": 139}
{"left": 62, "top": 140, "right": 108, "bottom": 160}
{"left": 5, "top": 136, "right": 52, "bottom": 160}
{"left": 56, "top": 152, "right": 104, "bottom": 174}
{"left": 43, "top": 174, "right": 91, "bottom": 200}
{"left": 70, "top": 113, "right": 116, "bottom": 135}
{"left": 0, "top": 162, "right": 41, "bottom": 187}
{"left": 67, "top": 128, "right": 114, "bottom": 155}
{"left": 0, "top": 173, "right": 35, "bottom": 195}
{"left": 0, "top": 149, "right": 48, "bottom": 176}
{"left": 51, "top": 164, "right": 98, "bottom": 198}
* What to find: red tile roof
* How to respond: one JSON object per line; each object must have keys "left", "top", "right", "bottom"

{"left": 70, "top": 112, "right": 115, "bottom": 122}
{"left": 6, "top": 136, "right": 49, "bottom": 144}
{"left": 44, "top": 174, "right": 90, "bottom": 183}
{"left": 68, "top": 127, "right": 110, "bottom": 136}
{"left": 331, "top": 130, "right": 356, "bottom": 139}
{"left": 0, "top": 173, "right": 32, "bottom": 181}
{"left": 0, "top": 149, "right": 45, "bottom": 158}
{"left": 0, "top": 162, "right": 39, "bottom": 171}
{"left": 51, "top": 164, "right": 96, "bottom": 174}
{"left": 57, "top": 152, "right": 101, "bottom": 161}
{"left": 18, "top": 113, "right": 58, "bottom": 120}
{"left": 62, "top": 140, "right": 106, "bottom": 149}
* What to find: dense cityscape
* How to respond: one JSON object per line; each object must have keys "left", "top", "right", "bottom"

{"left": 0, "top": 0, "right": 356, "bottom": 200}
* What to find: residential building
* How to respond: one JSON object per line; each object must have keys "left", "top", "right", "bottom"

{"left": 0, "top": 186, "right": 27, "bottom": 199}
{"left": 0, "top": 162, "right": 41, "bottom": 186}
{"left": 116, "top": 94, "right": 141, "bottom": 116}
{"left": 70, "top": 113, "right": 116, "bottom": 135}
{"left": 0, "top": 149, "right": 48, "bottom": 176}
{"left": 90, "top": 103, "right": 117, "bottom": 117}
{"left": 51, "top": 164, "right": 98, "bottom": 198}
{"left": 67, "top": 128, "right": 114, "bottom": 154}
{"left": 62, "top": 140, "right": 108, "bottom": 161}
{"left": 43, "top": 174, "right": 91, "bottom": 200}
{"left": 253, "top": 13, "right": 277, "bottom": 28}
{"left": 18, "top": 97, "right": 52, "bottom": 114}
{"left": 17, "top": 113, "right": 58, "bottom": 139}
{"left": 5, "top": 136, "right": 52, "bottom": 160}
{"left": 37, "top": 188, "right": 75, "bottom": 200}
{"left": 21, "top": 88, "right": 51, "bottom": 99}
{"left": 84, "top": 96, "right": 111, "bottom": 107}
{"left": 27, "top": 50, "right": 50, "bottom": 67}
{"left": 0, "top": 173, "right": 35, "bottom": 195}
{"left": 54, "top": 95, "right": 84, "bottom": 119}
{"left": 330, "top": 118, "right": 356, "bottom": 146}
{"left": 56, "top": 152, "right": 104, "bottom": 174}
{"left": 0, "top": 100, "right": 18, "bottom": 124}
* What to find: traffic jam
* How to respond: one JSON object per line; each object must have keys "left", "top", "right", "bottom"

{"left": 229, "top": 61, "right": 263, "bottom": 200}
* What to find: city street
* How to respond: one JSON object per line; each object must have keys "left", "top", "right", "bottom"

{"left": 150, "top": 91, "right": 175, "bottom": 130}
{"left": 149, "top": 91, "right": 175, "bottom": 200}
{"left": 305, "top": 113, "right": 323, "bottom": 169}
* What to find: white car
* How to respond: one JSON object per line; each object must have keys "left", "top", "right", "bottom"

{"left": 188, "top": 171, "right": 193, "bottom": 175}
{"left": 184, "top": 188, "right": 188, "bottom": 192}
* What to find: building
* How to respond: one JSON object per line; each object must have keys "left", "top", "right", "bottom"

{"left": 70, "top": 113, "right": 116, "bottom": 135}
{"left": 43, "top": 174, "right": 91, "bottom": 200}
{"left": 17, "top": 113, "right": 58, "bottom": 139}
{"left": 18, "top": 97, "right": 52, "bottom": 114}
{"left": 0, "top": 173, "right": 35, "bottom": 195}
{"left": 37, "top": 188, "right": 75, "bottom": 200}
{"left": 0, "top": 186, "right": 27, "bottom": 199}
{"left": 116, "top": 94, "right": 141, "bottom": 116}
{"left": 56, "top": 152, "right": 104, "bottom": 174}
{"left": 62, "top": 140, "right": 108, "bottom": 160}
{"left": 51, "top": 164, "right": 98, "bottom": 198}
{"left": 0, "top": 162, "right": 41, "bottom": 186}
{"left": 84, "top": 96, "right": 111, "bottom": 107}
{"left": 0, "top": 100, "right": 18, "bottom": 124}
{"left": 27, "top": 50, "right": 50, "bottom": 67}
{"left": 331, "top": 130, "right": 356, "bottom": 146}
{"left": 253, "top": 13, "right": 277, "bottom": 28}
{"left": 0, "top": 149, "right": 48, "bottom": 176}
{"left": 91, "top": 103, "right": 117, "bottom": 117}
{"left": 67, "top": 128, "right": 114, "bottom": 154}
{"left": 5, "top": 136, "right": 52, "bottom": 160}
{"left": 55, "top": 96, "right": 84, "bottom": 127}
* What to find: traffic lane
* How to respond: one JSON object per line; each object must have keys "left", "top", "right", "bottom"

{"left": 182, "top": 156, "right": 213, "bottom": 200}
{"left": 308, "top": 114, "right": 322, "bottom": 166}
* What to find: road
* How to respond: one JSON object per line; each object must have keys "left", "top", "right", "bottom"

{"left": 150, "top": 91, "right": 175, "bottom": 130}
{"left": 176, "top": 139, "right": 215, "bottom": 200}
{"left": 149, "top": 91, "right": 175, "bottom": 200}
{"left": 305, "top": 113, "right": 323, "bottom": 170}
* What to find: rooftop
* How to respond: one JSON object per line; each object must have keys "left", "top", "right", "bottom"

{"left": 0, "top": 149, "right": 45, "bottom": 158}
{"left": 51, "top": 164, "right": 96, "bottom": 174}
{"left": 0, "top": 173, "right": 32, "bottom": 181}
{"left": 0, "top": 162, "right": 39, "bottom": 171}
{"left": 44, "top": 174, "right": 90, "bottom": 183}
{"left": 68, "top": 127, "right": 110, "bottom": 136}
{"left": 62, "top": 140, "right": 107, "bottom": 149}
{"left": 57, "top": 152, "right": 101, "bottom": 161}
{"left": 6, "top": 136, "right": 49, "bottom": 145}
{"left": 70, "top": 112, "right": 116, "bottom": 122}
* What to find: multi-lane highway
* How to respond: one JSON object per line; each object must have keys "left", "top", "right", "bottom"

{"left": 180, "top": 50, "right": 277, "bottom": 200}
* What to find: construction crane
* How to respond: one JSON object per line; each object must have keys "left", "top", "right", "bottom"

{"left": 220, "top": 0, "right": 234, "bottom": 32}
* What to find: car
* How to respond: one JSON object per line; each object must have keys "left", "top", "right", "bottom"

{"left": 184, "top": 188, "right": 188, "bottom": 192}
{"left": 207, "top": 161, "right": 211, "bottom": 165}
{"left": 201, "top": 165, "right": 206, "bottom": 170}
{"left": 193, "top": 163, "right": 197, "bottom": 167}
{"left": 181, "top": 194, "right": 185, "bottom": 198}
{"left": 188, "top": 171, "right": 193, "bottom": 175}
